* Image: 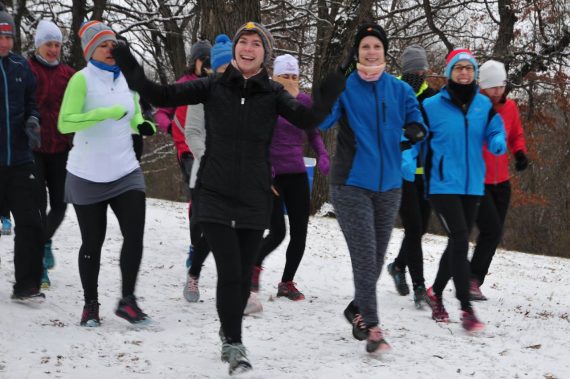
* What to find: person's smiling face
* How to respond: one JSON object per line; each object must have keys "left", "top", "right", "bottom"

{"left": 234, "top": 33, "right": 264, "bottom": 76}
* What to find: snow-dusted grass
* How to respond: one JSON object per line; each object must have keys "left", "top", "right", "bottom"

{"left": 1, "top": 198, "right": 568, "bottom": 378}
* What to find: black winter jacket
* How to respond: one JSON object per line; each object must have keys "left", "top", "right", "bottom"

{"left": 0, "top": 52, "right": 39, "bottom": 167}
{"left": 138, "top": 64, "right": 328, "bottom": 229}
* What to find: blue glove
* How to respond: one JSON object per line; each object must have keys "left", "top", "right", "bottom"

{"left": 25, "top": 116, "right": 41, "bottom": 149}
{"left": 489, "top": 138, "right": 506, "bottom": 155}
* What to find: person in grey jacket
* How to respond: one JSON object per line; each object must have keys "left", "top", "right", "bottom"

{"left": 181, "top": 34, "right": 233, "bottom": 303}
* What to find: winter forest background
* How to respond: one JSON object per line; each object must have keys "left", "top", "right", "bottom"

{"left": 5, "top": 0, "right": 570, "bottom": 258}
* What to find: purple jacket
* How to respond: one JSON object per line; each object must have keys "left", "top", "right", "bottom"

{"left": 270, "top": 92, "right": 328, "bottom": 175}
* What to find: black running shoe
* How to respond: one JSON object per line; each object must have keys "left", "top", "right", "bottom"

{"left": 80, "top": 300, "right": 101, "bottom": 327}
{"left": 11, "top": 288, "right": 46, "bottom": 302}
{"left": 343, "top": 301, "right": 368, "bottom": 341}
{"left": 413, "top": 284, "right": 429, "bottom": 309}
{"left": 387, "top": 262, "right": 410, "bottom": 296}
{"left": 115, "top": 295, "right": 149, "bottom": 324}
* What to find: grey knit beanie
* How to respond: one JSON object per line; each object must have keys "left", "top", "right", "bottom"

{"left": 400, "top": 45, "right": 428, "bottom": 74}
{"left": 78, "top": 20, "right": 116, "bottom": 61}
{"left": 189, "top": 39, "right": 212, "bottom": 67}
{"left": 0, "top": 2, "right": 15, "bottom": 38}
{"left": 233, "top": 21, "right": 274, "bottom": 67}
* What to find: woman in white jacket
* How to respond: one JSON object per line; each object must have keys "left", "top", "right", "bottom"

{"left": 58, "top": 21, "right": 155, "bottom": 327}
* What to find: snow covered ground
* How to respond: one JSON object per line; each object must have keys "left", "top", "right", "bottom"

{"left": 0, "top": 198, "right": 568, "bottom": 379}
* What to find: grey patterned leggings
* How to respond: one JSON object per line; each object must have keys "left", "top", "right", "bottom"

{"left": 331, "top": 185, "right": 401, "bottom": 327}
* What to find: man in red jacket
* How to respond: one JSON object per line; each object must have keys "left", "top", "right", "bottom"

{"left": 470, "top": 60, "right": 529, "bottom": 300}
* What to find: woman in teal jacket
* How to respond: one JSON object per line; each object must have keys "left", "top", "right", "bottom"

{"left": 422, "top": 49, "right": 506, "bottom": 333}
{"left": 319, "top": 23, "right": 426, "bottom": 354}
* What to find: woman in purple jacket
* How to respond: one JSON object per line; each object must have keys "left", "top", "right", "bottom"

{"left": 250, "top": 54, "right": 330, "bottom": 302}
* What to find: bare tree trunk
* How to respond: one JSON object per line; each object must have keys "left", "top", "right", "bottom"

{"left": 198, "top": 0, "right": 260, "bottom": 41}
{"left": 70, "top": 0, "right": 88, "bottom": 69}
{"left": 157, "top": 2, "right": 188, "bottom": 79}
{"left": 422, "top": 0, "right": 454, "bottom": 52}
{"left": 91, "top": 0, "right": 107, "bottom": 21}
{"left": 11, "top": 0, "right": 27, "bottom": 53}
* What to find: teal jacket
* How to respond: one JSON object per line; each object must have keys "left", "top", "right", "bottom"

{"left": 422, "top": 86, "right": 506, "bottom": 196}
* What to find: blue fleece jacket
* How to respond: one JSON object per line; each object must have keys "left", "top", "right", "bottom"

{"left": 422, "top": 86, "right": 506, "bottom": 196}
{"left": 319, "top": 71, "right": 426, "bottom": 192}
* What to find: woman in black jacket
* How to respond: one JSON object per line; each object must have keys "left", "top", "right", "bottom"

{"left": 113, "top": 22, "right": 342, "bottom": 375}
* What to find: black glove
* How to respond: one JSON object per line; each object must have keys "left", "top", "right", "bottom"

{"left": 112, "top": 41, "right": 145, "bottom": 89}
{"left": 24, "top": 116, "right": 41, "bottom": 149}
{"left": 339, "top": 55, "right": 357, "bottom": 77}
{"left": 137, "top": 121, "right": 156, "bottom": 136}
{"left": 514, "top": 150, "right": 529, "bottom": 171}
{"left": 403, "top": 122, "right": 426, "bottom": 144}
{"left": 314, "top": 71, "right": 346, "bottom": 114}
{"left": 180, "top": 152, "right": 194, "bottom": 177}
{"left": 400, "top": 141, "right": 412, "bottom": 152}
{"left": 115, "top": 33, "right": 129, "bottom": 48}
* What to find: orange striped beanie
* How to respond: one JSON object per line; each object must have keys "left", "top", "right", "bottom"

{"left": 78, "top": 20, "right": 116, "bottom": 61}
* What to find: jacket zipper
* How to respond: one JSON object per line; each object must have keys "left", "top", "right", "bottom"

{"left": 463, "top": 104, "right": 469, "bottom": 194}
{"left": 442, "top": 93, "right": 472, "bottom": 194}
{"left": 232, "top": 78, "right": 249, "bottom": 228}
{"left": 1, "top": 59, "right": 11, "bottom": 165}
{"left": 372, "top": 85, "right": 383, "bottom": 191}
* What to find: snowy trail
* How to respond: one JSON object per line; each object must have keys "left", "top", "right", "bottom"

{"left": 1, "top": 198, "right": 568, "bottom": 378}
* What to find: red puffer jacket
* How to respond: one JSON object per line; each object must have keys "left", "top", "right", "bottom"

{"left": 483, "top": 98, "right": 527, "bottom": 184}
{"left": 28, "top": 55, "right": 75, "bottom": 154}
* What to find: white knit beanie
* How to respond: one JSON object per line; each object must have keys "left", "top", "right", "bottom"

{"left": 34, "top": 20, "right": 62, "bottom": 48}
{"left": 479, "top": 60, "right": 507, "bottom": 89}
{"left": 273, "top": 54, "right": 299, "bottom": 77}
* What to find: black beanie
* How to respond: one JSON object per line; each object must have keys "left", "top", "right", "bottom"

{"left": 352, "top": 23, "right": 388, "bottom": 57}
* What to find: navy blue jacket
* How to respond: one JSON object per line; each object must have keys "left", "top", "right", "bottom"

{"left": 0, "top": 52, "right": 39, "bottom": 167}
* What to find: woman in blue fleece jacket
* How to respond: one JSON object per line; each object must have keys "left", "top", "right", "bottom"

{"left": 422, "top": 49, "right": 506, "bottom": 333}
{"left": 319, "top": 23, "right": 427, "bottom": 354}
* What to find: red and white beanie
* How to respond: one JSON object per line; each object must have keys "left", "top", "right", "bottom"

{"left": 445, "top": 48, "right": 478, "bottom": 78}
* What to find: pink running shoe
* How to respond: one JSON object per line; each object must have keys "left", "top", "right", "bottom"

{"left": 366, "top": 326, "right": 391, "bottom": 354}
{"left": 251, "top": 266, "right": 262, "bottom": 293}
{"left": 277, "top": 281, "right": 305, "bottom": 301}
{"left": 461, "top": 308, "right": 485, "bottom": 332}
{"left": 469, "top": 279, "right": 488, "bottom": 301}
{"left": 426, "top": 287, "right": 449, "bottom": 323}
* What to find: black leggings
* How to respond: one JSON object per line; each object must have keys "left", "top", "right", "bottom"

{"left": 34, "top": 152, "right": 68, "bottom": 243}
{"left": 200, "top": 223, "right": 263, "bottom": 344}
{"left": 471, "top": 181, "right": 511, "bottom": 284}
{"left": 0, "top": 163, "right": 44, "bottom": 292}
{"left": 188, "top": 192, "right": 210, "bottom": 277}
{"left": 394, "top": 176, "right": 431, "bottom": 288}
{"left": 256, "top": 173, "right": 310, "bottom": 282}
{"left": 430, "top": 195, "right": 480, "bottom": 310}
{"left": 73, "top": 190, "right": 146, "bottom": 303}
